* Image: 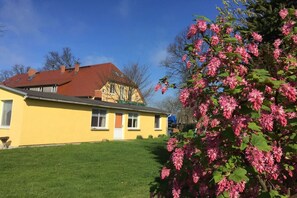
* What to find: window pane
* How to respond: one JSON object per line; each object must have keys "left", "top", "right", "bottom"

{"left": 99, "top": 117, "right": 106, "bottom": 127}
{"left": 133, "top": 119, "right": 137, "bottom": 128}
{"left": 91, "top": 116, "right": 98, "bottom": 127}
{"left": 92, "top": 109, "right": 99, "bottom": 115}
{"left": 1, "top": 100, "right": 12, "bottom": 126}
{"left": 155, "top": 115, "right": 160, "bottom": 128}
{"left": 128, "top": 119, "right": 132, "bottom": 127}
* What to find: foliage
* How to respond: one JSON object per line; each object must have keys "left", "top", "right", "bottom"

{"left": 0, "top": 64, "right": 30, "bottom": 82}
{"left": 153, "top": 7, "right": 297, "bottom": 198}
{"left": 136, "top": 135, "right": 143, "bottom": 140}
{"left": 43, "top": 47, "right": 80, "bottom": 71}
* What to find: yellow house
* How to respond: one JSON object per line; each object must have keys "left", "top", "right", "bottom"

{"left": 0, "top": 85, "right": 167, "bottom": 147}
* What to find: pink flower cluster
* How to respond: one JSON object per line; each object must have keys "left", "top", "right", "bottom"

{"left": 167, "top": 137, "right": 178, "bottom": 152}
{"left": 259, "top": 113, "right": 274, "bottom": 131}
{"left": 271, "top": 104, "right": 287, "bottom": 127}
{"left": 279, "top": 8, "right": 288, "bottom": 19}
{"left": 205, "top": 132, "right": 220, "bottom": 163}
{"left": 194, "top": 39, "right": 203, "bottom": 52}
{"left": 223, "top": 74, "right": 238, "bottom": 89}
{"left": 161, "top": 167, "right": 170, "bottom": 179}
{"left": 207, "top": 57, "right": 221, "bottom": 76}
{"left": 216, "top": 177, "right": 246, "bottom": 198}
{"left": 211, "top": 35, "right": 220, "bottom": 46}
{"left": 251, "top": 32, "right": 262, "bottom": 42}
{"left": 232, "top": 116, "right": 248, "bottom": 136}
{"left": 172, "top": 179, "right": 181, "bottom": 198}
{"left": 186, "top": 20, "right": 207, "bottom": 39}
{"left": 210, "top": 23, "right": 220, "bottom": 34}
{"left": 282, "top": 21, "right": 295, "bottom": 36}
{"left": 279, "top": 83, "right": 297, "bottom": 102}
{"left": 179, "top": 88, "right": 190, "bottom": 107}
{"left": 235, "top": 46, "right": 250, "bottom": 64}
{"left": 247, "top": 43, "right": 259, "bottom": 57}
{"left": 245, "top": 146, "right": 279, "bottom": 180}
{"left": 172, "top": 148, "right": 184, "bottom": 170}
{"left": 219, "top": 95, "right": 238, "bottom": 119}
{"left": 248, "top": 89, "right": 264, "bottom": 111}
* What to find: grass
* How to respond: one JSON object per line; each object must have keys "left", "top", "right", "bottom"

{"left": 0, "top": 138, "right": 169, "bottom": 198}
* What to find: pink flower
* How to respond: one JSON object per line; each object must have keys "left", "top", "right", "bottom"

{"left": 199, "top": 102, "right": 209, "bottom": 116}
{"left": 248, "top": 89, "right": 264, "bottom": 111}
{"left": 186, "top": 61, "right": 191, "bottom": 69}
{"left": 235, "top": 34, "right": 242, "bottom": 42}
{"left": 210, "top": 23, "right": 220, "bottom": 34}
{"left": 161, "top": 86, "right": 168, "bottom": 94}
{"left": 232, "top": 116, "right": 248, "bottom": 136}
{"left": 211, "top": 35, "right": 220, "bottom": 46}
{"left": 197, "top": 20, "right": 207, "bottom": 32}
{"left": 155, "top": 83, "right": 162, "bottom": 92}
{"left": 265, "top": 86, "right": 273, "bottom": 94}
{"left": 172, "top": 179, "right": 181, "bottom": 198}
{"left": 282, "top": 21, "right": 295, "bottom": 36}
{"left": 252, "top": 32, "right": 263, "bottom": 42}
{"left": 167, "top": 138, "right": 178, "bottom": 152}
{"left": 279, "top": 8, "right": 288, "bottom": 19}
{"left": 219, "top": 95, "right": 238, "bottom": 119}
{"left": 235, "top": 47, "right": 250, "bottom": 64}
{"left": 207, "top": 57, "right": 221, "bottom": 76}
{"left": 247, "top": 43, "right": 259, "bottom": 56}
{"left": 292, "top": 35, "right": 297, "bottom": 44}
{"left": 237, "top": 64, "right": 248, "bottom": 76}
{"left": 273, "top": 39, "right": 282, "bottom": 48}
{"left": 259, "top": 113, "right": 274, "bottom": 131}
{"left": 199, "top": 54, "right": 206, "bottom": 62}
{"left": 279, "top": 83, "right": 297, "bottom": 102}
{"left": 226, "top": 27, "right": 233, "bottom": 34}
{"left": 161, "top": 167, "right": 170, "bottom": 179}
{"left": 272, "top": 146, "right": 282, "bottom": 163}
{"left": 187, "top": 24, "right": 198, "bottom": 39}
{"left": 295, "top": 9, "right": 297, "bottom": 17}
{"left": 217, "top": 177, "right": 246, "bottom": 198}
{"left": 210, "top": 119, "right": 220, "bottom": 128}
{"left": 182, "top": 54, "right": 187, "bottom": 62}
{"left": 273, "top": 48, "right": 282, "bottom": 60}
{"left": 179, "top": 89, "right": 190, "bottom": 107}
{"left": 223, "top": 74, "right": 238, "bottom": 90}
{"left": 271, "top": 104, "right": 287, "bottom": 127}
{"left": 172, "top": 148, "right": 184, "bottom": 170}
{"left": 194, "top": 39, "right": 203, "bottom": 52}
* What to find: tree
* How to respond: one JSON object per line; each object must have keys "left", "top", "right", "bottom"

{"left": 43, "top": 47, "right": 80, "bottom": 70}
{"left": 152, "top": 7, "right": 297, "bottom": 198}
{"left": 0, "top": 64, "right": 30, "bottom": 82}
{"left": 122, "top": 62, "right": 154, "bottom": 102}
{"left": 161, "top": 28, "right": 205, "bottom": 86}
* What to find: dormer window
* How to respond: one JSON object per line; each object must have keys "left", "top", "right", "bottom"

{"left": 110, "top": 84, "right": 115, "bottom": 94}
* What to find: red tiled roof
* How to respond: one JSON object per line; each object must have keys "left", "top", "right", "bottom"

{"left": 3, "top": 63, "right": 137, "bottom": 97}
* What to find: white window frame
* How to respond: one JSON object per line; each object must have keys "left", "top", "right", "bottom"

{"left": 128, "top": 113, "right": 139, "bottom": 129}
{"left": 110, "top": 84, "right": 115, "bottom": 94}
{"left": 91, "top": 109, "right": 108, "bottom": 129}
{"left": 0, "top": 100, "right": 13, "bottom": 128}
{"left": 154, "top": 115, "right": 161, "bottom": 129}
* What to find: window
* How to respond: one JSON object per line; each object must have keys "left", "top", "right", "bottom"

{"left": 91, "top": 109, "right": 107, "bottom": 128}
{"left": 155, "top": 115, "right": 161, "bottom": 129}
{"left": 110, "top": 84, "right": 115, "bottom": 94}
{"left": 128, "top": 113, "right": 138, "bottom": 128}
{"left": 1, "top": 100, "right": 12, "bottom": 127}
{"left": 120, "top": 86, "right": 124, "bottom": 100}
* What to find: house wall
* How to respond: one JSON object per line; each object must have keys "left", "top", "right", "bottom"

{"left": 0, "top": 89, "right": 26, "bottom": 147}
{"left": 100, "top": 82, "right": 144, "bottom": 104}
{"left": 16, "top": 98, "right": 166, "bottom": 147}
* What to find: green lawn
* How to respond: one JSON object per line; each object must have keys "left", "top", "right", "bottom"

{"left": 0, "top": 138, "right": 169, "bottom": 198}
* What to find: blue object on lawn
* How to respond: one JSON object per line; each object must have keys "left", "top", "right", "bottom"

{"left": 168, "top": 114, "right": 177, "bottom": 124}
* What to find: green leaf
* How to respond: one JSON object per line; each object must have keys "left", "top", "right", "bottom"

{"left": 251, "top": 112, "right": 260, "bottom": 119}
{"left": 228, "top": 167, "right": 249, "bottom": 182}
{"left": 218, "top": 72, "right": 230, "bottom": 77}
{"left": 213, "top": 171, "right": 224, "bottom": 183}
{"left": 211, "top": 97, "right": 218, "bottom": 106}
{"left": 224, "top": 38, "right": 238, "bottom": 43}
{"left": 248, "top": 122, "right": 262, "bottom": 132}
{"left": 261, "top": 105, "right": 270, "bottom": 111}
{"left": 251, "top": 134, "right": 271, "bottom": 151}
{"left": 277, "top": 70, "right": 284, "bottom": 75}
{"left": 286, "top": 144, "right": 297, "bottom": 153}
{"left": 240, "top": 136, "right": 249, "bottom": 150}
{"left": 194, "top": 15, "right": 211, "bottom": 22}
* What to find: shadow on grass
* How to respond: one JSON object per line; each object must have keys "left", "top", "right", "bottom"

{"left": 145, "top": 138, "right": 170, "bottom": 197}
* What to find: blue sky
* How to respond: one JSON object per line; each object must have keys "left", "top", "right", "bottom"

{"left": 0, "top": 0, "right": 223, "bottom": 104}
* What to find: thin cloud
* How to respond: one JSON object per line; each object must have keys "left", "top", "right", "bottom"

{"left": 82, "top": 55, "right": 115, "bottom": 66}
{"left": 150, "top": 47, "right": 168, "bottom": 66}
{"left": 116, "top": 0, "right": 131, "bottom": 17}
{"left": 0, "top": 0, "right": 42, "bottom": 36}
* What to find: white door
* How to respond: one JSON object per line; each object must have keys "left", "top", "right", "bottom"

{"left": 114, "top": 113, "right": 124, "bottom": 140}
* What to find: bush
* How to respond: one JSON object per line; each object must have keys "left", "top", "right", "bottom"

{"left": 148, "top": 135, "right": 154, "bottom": 139}
{"left": 136, "top": 135, "right": 143, "bottom": 140}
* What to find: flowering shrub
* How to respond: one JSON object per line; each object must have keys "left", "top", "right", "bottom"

{"left": 153, "top": 8, "right": 297, "bottom": 198}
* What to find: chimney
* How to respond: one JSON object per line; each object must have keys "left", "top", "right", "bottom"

{"left": 74, "top": 63, "right": 80, "bottom": 73}
{"left": 28, "top": 68, "right": 37, "bottom": 77}
{"left": 60, "top": 65, "right": 66, "bottom": 73}
{"left": 93, "top": 90, "right": 102, "bottom": 100}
